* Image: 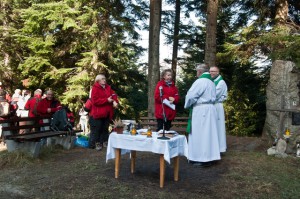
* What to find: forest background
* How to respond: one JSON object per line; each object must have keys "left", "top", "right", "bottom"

{"left": 0, "top": 0, "right": 299, "bottom": 138}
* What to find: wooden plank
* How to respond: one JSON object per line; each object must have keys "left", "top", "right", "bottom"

{"left": 139, "top": 121, "right": 157, "bottom": 125}
{"left": 0, "top": 116, "right": 51, "bottom": 123}
{"left": 268, "top": 108, "right": 300, "bottom": 113}
{"left": 140, "top": 116, "right": 188, "bottom": 120}
{"left": 173, "top": 117, "right": 189, "bottom": 120}
{"left": 140, "top": 121, "right": 187, "bottom": 125}
{"left": 5, "top": 130, "right": 81, "bottom": 140}
{"left": 139, "top": 116, "right": 188, "bottom": 134}
{"left": 1, "top": 123, "right": 51, "bottom": 131}
{"left": 171, "top": 122, "right": 188, "bottom": 125}
{"left": 5, "top": 131, "right": 75, "bottom": 140}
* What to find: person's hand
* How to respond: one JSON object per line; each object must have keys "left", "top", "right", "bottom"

{"left": 113, "top": 101, "right": 118, "bottom": 109}
{"left": 108, "top": 96, "right": 114, "bottom": 103}
{"left": 47, "top": 108, "right": 51, "bottom": 113}
{"left": 169, "top": 97, "right": 175, "bottom": 104}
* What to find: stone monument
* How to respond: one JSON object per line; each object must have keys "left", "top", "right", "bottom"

{"left": 264, "top": 60, "right": 300, "bottom": 154}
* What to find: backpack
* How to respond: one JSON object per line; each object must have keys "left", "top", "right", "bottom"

{"left": 83, "top": 98, "right": 92, "bottom": 112}
{"left": 50, "top": 108, "right": 73, "bottom": 132}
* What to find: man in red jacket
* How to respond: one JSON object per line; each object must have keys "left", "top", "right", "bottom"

{"left": 37, "top": 90, "right": 62, "bottom": 132}
{"left": 37, "top": 90, "right": 62, "bottom": 117}
{"left": 89, "top": 74, "right": 118, "bottom": 150}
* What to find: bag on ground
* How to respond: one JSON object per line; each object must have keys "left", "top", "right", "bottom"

{"left": 75, "top": 135, "right": 89, "bottom": 148}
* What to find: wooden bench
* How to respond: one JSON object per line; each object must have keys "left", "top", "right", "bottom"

{"left": 139, "top": 116, "right": 189, "bottom": 135}
{"left": 0, "top": 116, "right": 81, "bottom": 157}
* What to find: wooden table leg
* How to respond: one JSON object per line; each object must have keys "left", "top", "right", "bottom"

{"left": 115, "top": 148, "right": 121, "bottom": 178}
{"left": 173, "top": 156, "right": 179, "bottom": 181}
{"left": 159, "top": 154, "right": 165, "bottom": 188}
{"left": 131, "top": 151, "right": 136, "bottom": 174}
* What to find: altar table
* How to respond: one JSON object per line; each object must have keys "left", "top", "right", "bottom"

{"left": 106, "top": 132, "right": 188, "bottom": 188}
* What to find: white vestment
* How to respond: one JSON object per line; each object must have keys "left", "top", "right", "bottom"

{"left": 215, "top": 78, "right": 228, "bottom": 152}
{"left": 184, "top": 78, "right": 220, "bottom": 162}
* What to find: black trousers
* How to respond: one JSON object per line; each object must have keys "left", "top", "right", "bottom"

{"left": 156, "top": 119, "right": 172, "bottom": 132}
{"left": 89, "top": 116, "right": 109, "bottom": 147}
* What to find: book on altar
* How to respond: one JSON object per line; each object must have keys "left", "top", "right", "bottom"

{"left": 163, "top": 99, "right": 175, "bottom": 110}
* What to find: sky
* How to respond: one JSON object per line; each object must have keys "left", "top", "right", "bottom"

{"left": 137, "top": 31, "right": 174, "bottom": 67}
{"left": 136, "top": 3, "right": 199, "bottom": 70}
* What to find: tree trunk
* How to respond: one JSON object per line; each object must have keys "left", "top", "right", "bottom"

{"left": 148, "top": 0, "right": 161, "bottom": 117}
{"left": 204, "top": 0, "right": 218, "bottom": 67}
{"left": 171, "top": 0, "right": 180, "bottom": 83}
{"left": 275, "top": 0, "right": 288, "bottom": 25}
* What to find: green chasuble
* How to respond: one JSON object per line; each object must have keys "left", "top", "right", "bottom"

{"left": 214, "top": 75, "right": 223, "bottom": 86}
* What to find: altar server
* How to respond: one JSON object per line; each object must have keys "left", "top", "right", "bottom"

{"left": 210, "top": 66, "right": 228, "bottom": 153}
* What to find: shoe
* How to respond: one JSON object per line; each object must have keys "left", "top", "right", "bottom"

{"left": 95, "top": 143, "right": 102, "bottom": 151}
{"left": 188, "top": 160, "right": 196, "bottom": 164}
{"left": 193, "top": 161, "right": 212, "bottom": 167}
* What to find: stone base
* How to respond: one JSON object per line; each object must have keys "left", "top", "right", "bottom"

{"left": 6, "top": 135, "right": 76, "bottom": 157}
{"left": 46, "top": 136, "right": 76, "bottom": 150}
{"left": 6, "top": 140, "right": 42, "bottom": 158}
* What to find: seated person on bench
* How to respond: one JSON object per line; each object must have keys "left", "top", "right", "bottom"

{"left": 37, "top": 89, "right": 62, "bottom": 131}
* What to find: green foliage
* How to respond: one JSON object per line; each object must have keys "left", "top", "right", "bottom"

{"left": 225, "top": 90, "right": 260, "bottom": 136}
{"left": 223, "top": 62, "right": 266, "bottom": 136}
{"left": 260, "top": 26, "right": 300, "bottom": 65}
{"left": 0, "top": 0, "right": 148, "bottom": 119}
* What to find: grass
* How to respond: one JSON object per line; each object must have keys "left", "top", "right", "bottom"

{"left": 216, "top": 151, "right": 300, "bottom": 199}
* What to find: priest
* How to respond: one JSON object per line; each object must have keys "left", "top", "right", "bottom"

{"left": 184, "top": 64, "right": 220, "bottom": 167}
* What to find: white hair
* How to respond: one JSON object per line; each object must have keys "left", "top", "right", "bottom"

{"left": 95, "top": 74, "right": 106, "bottom": 82}
{"left": 195, "top": 63, "right": 208, "bottom": 72}
{"left": 34, "top": 89, "right": 42, "bottom": 95}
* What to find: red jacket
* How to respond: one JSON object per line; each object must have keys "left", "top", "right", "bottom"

{"left": 37, "top": 98, "right": 61, "bottom": 117}
{"left": 154, "top": 80, "right": 179, "bottom": 120}
{"left": 24, "top": 95, "right": 42, "bottom": 117}
{"left": 90, "top": 83, "right": 118, "bottom": 120}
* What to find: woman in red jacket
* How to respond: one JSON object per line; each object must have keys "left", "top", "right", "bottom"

{"left": 154, "top": 69, "right": 180, "bottom": 131}
{"left": 25, "top": 89, "right": 42, "bottom": 117}
{"left": 89, "top": 74, "right": 118, "bottom": 150}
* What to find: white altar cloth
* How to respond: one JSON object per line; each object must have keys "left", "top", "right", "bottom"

{"left": 106, "top": 132, "right": 188, "bottom": 164}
